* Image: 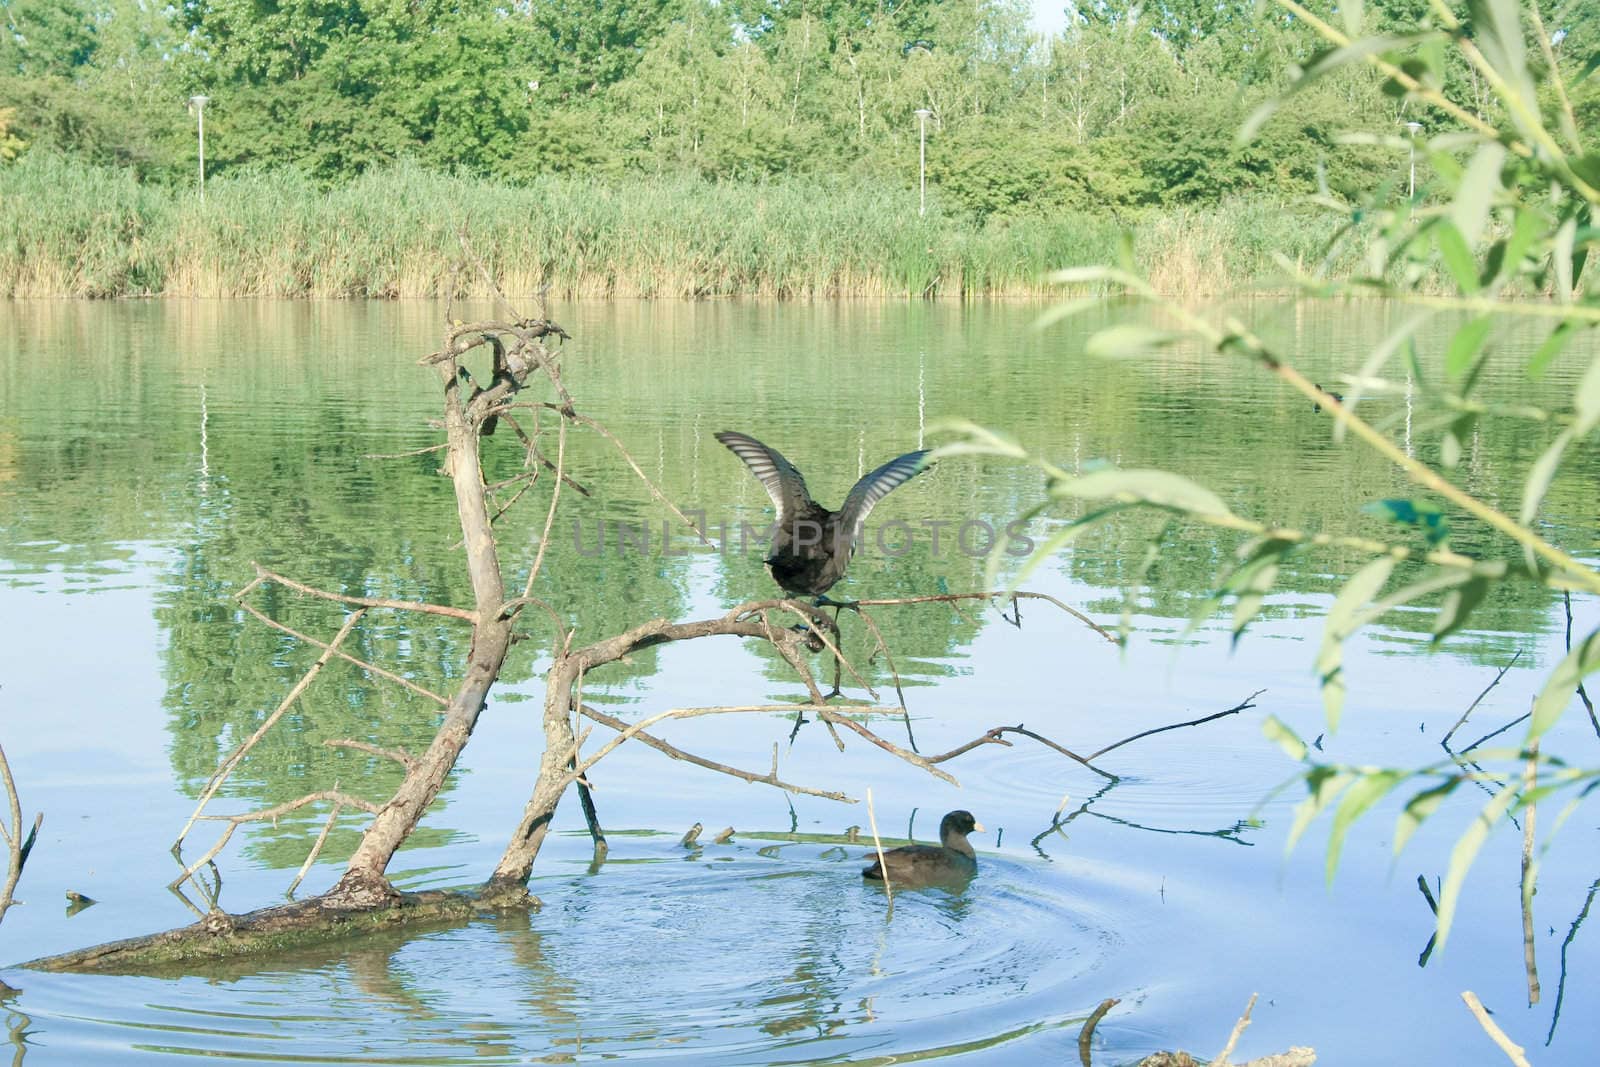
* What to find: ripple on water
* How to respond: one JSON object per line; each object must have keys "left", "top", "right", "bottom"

{"left": 10, "top": 838, "right": 1158, "bottom": 1065}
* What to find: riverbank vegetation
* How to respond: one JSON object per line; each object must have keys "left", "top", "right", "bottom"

{"left": 8, "top": 1, "right": 1595, "bottom": 297}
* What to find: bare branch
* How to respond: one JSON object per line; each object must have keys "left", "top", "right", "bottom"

{"left": 1087, "top": 691, "right": 1263, "bottom": 762}
{"left": 1461, "top": 991, "right": 1532, "bottom": 1067}
{"left": 236, "top": 598, "right": 449, "bottom": 707}
{"left": 579, "top": 704, "right": 854, "bottom": 802}
{"left": 323, "top": 739, "right": 418, "bottom": 773}
{"left": 174, "top": 609, "right": 368, "bottom": 848}
{"left": 1442, "top": 651, "right": 1523, "bottom": 747}
{"left": 816, "top": 709, "right": 959, "bottom": 785}
{"left": 248, "top": 563, "right": 477, "bottom": 623}
{"left": 522, "top": 412, "right": 567, "bottom": 596}
{"left": 174, "top": 790, "right": 380, "bottom": 889}
{"left": 1214, "top": 992, "right": 1257, "bottom": 1067}
{"left": 287, "top": 803, "right": 343, "bottom": 898}
{"left": 1078, "top": 998, "right": 1120, "bottom": 1067}
{"left": 364, "top": 442, "right": 448, "bottom": 461}
{"left": 853, "top": 590, "right": 1118, "bottom": 644}
{"left": 0, "top": 740, "right": 41, "bottom": 927}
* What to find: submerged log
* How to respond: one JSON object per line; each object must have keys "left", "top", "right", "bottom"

{"left": 23, "top": 882, "right": 537, "bottom": 974}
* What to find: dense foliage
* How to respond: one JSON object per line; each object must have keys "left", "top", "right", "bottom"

{"left": 9, "top": 0, "right": 1596, "bottom": 219}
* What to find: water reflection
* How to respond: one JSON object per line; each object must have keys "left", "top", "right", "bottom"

{"left": 4, "top": 300, "right": 1600, "bottom": 1063}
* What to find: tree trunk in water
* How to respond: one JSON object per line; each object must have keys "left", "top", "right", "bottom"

{"left": 328, "top": 358, "right": 510, "bottom": 906}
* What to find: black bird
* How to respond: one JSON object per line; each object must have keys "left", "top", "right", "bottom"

{"left": 716, "top": 431, "right": 929, "bottom": 601}
{"left": 1312, "top": 383, "right": 1345, "bottom": 414}
{"left": 862, "top": 810, "right": 984, "bottom": 884}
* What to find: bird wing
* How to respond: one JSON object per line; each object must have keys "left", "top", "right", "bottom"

{"left": 838, "top": 450, "right": 929, "bottom": 544}
{"left": 715, "top": 431, "right": 812, "bottom": 523}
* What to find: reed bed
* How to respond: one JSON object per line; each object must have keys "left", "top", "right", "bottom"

{"left": 3, "top": 155, "right": 1348, "bottom": 299}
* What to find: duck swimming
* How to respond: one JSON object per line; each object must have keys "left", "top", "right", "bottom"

{"left": 862, "top": 810, "right": 984, "bottom": 884}
{"left": 716, "top": 431, "right": 929, "bottom": 601}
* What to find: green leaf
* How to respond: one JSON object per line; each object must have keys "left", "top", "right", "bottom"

{"left": 1444, "top": 316, "right": 1493, "bottom": 378}
{"left": 1051, "top": 468, "right": 1233, "bottom": 518}
{"left": 1519, "top": 426, "right": 1573, "bottom": 526}
{"left": 1340, "top": 0, "right": 1364, "bottom": 37}
{"left": 994, "top": 505, "right": 1125, "bottom": 595}
{"left": 1339, "top": 312, "right": 1432, "bottom": 441}
{"left": 1328, "top": 770, "right": 1404, "bottom": 884}
{"left": 1394, "top": 779, "right": 1460, "bottom": 856}
{"left": 1362, "top": 498, "right": 1450, "bottom": 545}
{"left": 1451, "top": 143, "right": 1506, "bottom": 247}
{"left": 1432, "top": 575, "right": 1490, "bottom": 642}
{"left": 1435, "top": 778, "right": 1521, "bottom": 951}
{"left": 1434, "top": 221, "right": 1481, "bottom": 295}
{"left": 1577, "top": 50, "right": 1600, "bottom": 86}
{"left": 1316, "top": 557, "right": 1395, "bottom": 731}
{"left": 1262, "top": 715, "right": 1309, "bottom": 761}
{"left": 1239, "top": 33, "right": 1434, "bottom": 143}
{"left": 1085, "top": 324, "right": 1184, "bottom": 359}
{"left": 1527, "top": 321, "right": 1579, "bottom": 379}
{"left": 1288, "top": 768, "right": 1356, "bottom": 852}
{"left": 1529, "top": 626, "right": 1600, "bottom": 740}
{"left": 1554, "top": 214, "right": 1577, "bottom": 299}
{"left": 1575, "top": 350, "right": 1600, "bottom": 435}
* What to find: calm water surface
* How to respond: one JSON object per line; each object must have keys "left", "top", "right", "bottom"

{"left": 0, "top": 299, "right": 1597, "bottom": 1064}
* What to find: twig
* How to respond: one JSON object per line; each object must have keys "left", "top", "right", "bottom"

{"left": 927, "top": 724, "right": 1114, "bottom": 781}
{"left": 172, "top": 790, "right": 380, "bottom": 889}
{"left": 817, "top": 709, "right": 959, "bottom": 785}
{"left": 1460, "top": 991, "right": 1532, "bottom": 1067}
{"left": 363, "top": 442, "right": 448, "bottom": 460}
{"left": 559, "top": 408, "right": 710, "bottom": 544}
{"left": 1078, "top": 997, "right": 1120, "bottom": 1067}
{"left": 174, "top": 610, "right": 368, "bottom": 847}
{"left": 1442, "top": 650, "right": 1523, "bottom": 747}
{"left": 853, "top": 590, "right": 1118, "bottom": 644}
{"left": 236, "top": 598, "right": 448, "bottom": 707}
{"left": 1088, "top": 691, "right": 1264, "bottom": 762}
{"left": 1462, "top": 708, "right": 1534, "bottom": 755}
{"left": 323, "top": 739, "right": 418, "bottom": 772}
{"left": 249, "top": 563, "right": 477, "bottom": 623}
{"left": 1214, "top": 992, "right": 1257, "bottom": 1067}
{"left": 1563, "top": 592, "right": 1599, "bottom": 740}
{"left": 0, "top": 740, "right": 41, "bottom": 927}
{"left": 573, "top": 756, "right": 607, "bottom": 858}
{"left": 287, "top": 803, "right": 343, "bottom": 897}
{"left": 866, "top": 787, "right": 892, "bottom": 909}
{"left": 857, "top": 606, "right": 916, "bottom": 750}
{"left": 522, "top": 412, "right": 567, "bottom": 596}
{"left": 1521, "top": 743, "right": 1540, "bottom": 1006}
{"left": 578, "top": 705, "right": 854, "bottom": 802}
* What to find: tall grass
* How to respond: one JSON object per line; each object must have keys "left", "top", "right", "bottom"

{"left": 3, "top": 155, "right": 1348, "bottom": 299}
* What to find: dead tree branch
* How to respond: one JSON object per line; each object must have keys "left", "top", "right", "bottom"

{"left": 0, "top": 740, "right": 41, "bottom": 928}
{"left": 174, "top": 609, "right": 368, "bottom": 849}
{"left": 248, "top": 563, "right": 477, "bottom": 623}
{"left": 853, "top": 591, "right": 1118, "bottom": 645}
{"left": 578, "top": 705, "right": 854, "bottom": 802}
{"left": 235, "top": 598, "right": 448, "bottom": 707}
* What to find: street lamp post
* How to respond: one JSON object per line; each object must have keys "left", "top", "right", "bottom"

{"left": 189, "top": 95, "right": 210, "bottom": 201}
{"left": 914, "top": 108, "right": 932, "bottom": 217}
{"left": 1404, "top": 119, "right": 1423, "bottom": 198}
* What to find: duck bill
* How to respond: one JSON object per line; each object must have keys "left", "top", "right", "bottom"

{"left": 973, "top": 821, "right": 986, "bottom": 833}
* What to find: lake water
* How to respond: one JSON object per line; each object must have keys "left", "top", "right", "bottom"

{"left": 0, "top": 299, "right": 1597, "bottom": 1064}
